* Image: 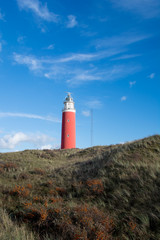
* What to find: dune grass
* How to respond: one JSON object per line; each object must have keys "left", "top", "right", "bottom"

{"left": 0, "top": 135, "right": 160, "bottom": 239}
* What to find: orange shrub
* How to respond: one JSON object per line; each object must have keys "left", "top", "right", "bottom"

{"left": 40, "top": 208, "right": 48, "bottom": 221}
{"left": 44, "top": 200, "right": 48, "bottom": 207}
{"left": 75, "top": 204, "right": 88, "bottom": 214}
{"left": 23, "top": 202, "right": 32, "bottom": 208}
{"left": 33, "top": 168, "right": 45, "bottom": 175}
{"left": 33, "top": 196, "right": 41, "bottom": 202}
{"left": 73, "top": 229, "right": 88, "bottom": 240}
{"left": 86, "top": 179, "right": 104, "bottom": 193}
{"left": 62, "top": 214, "right": 72, "bottom": 225}
{"left": 26, "top": 183, "right": 32, "bottom": 189}
{"left": 47, "top": 180, "right": 53, "bottom": 185}
{"left": 50, "top": 197, "right": 63, "bottom": 204}
{"left": 49, "top": 189, "right": 58, "bottom": 196}
{"left": 10, "top": 185, "right": 30, "bottom": 197}
{"left": 3, "top": 162, "right": 17, "bottom": 171}
{"left": 54, "top": 208, "right": 61, "bottom": 214}
{"left": 55, "top": 187, "right": 66, "bottom": 196}
{"left": 27, "top": 213, "right": 34, "bottom": 219}
{"left": 129, "top": 221, "right": 136, "bottom": 231}
{"left": 73, "top": 204, "right": 114, "bottom": 240}
{"left": 95, "top": 230, "right": 106, "bottom": 240}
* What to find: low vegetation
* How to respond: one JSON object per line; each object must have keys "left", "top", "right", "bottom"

{"left": 0, "top": 135, "right": 160, "bottom": 239}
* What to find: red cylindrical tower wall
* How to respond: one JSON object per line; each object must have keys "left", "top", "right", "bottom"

{"left": 61, "top": 111, "right": 76, "bottom": 149}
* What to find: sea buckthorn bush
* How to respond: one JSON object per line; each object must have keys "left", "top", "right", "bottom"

{"left": 33, "top": 196, "right": 41, "bottom": 202}
{"left": 50, "top": 197, "right": 63, "bottom": 204}
{"left": 32, "top": 168, "right": 45, "bottom": 175}
{"left": 1, "top": 162, "right": 18, "bottom": 171}
{"left": 10, "top": 185, "right": 30, "bottom": 197}
{"left": 55, "top": 187, "right": 67, "bottom": 196}
{"left": 86, "top": 179, "right": 104, "bottom": 194}
{"left": 26, "top": 183, "right": 32, "bottom": 189}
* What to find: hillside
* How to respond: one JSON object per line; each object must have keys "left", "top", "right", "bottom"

{"left": 0, "top": 135, "right": 160, "bottom": 240}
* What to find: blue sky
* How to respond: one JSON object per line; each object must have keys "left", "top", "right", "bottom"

{"left": 0, "top": 0, "right": 159, "bottom": 152}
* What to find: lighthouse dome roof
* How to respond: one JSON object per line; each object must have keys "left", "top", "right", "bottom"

{"left": 63, "top": 92, "right": 75, "bottom": 112}
{"left": 64, "top": 92, "right": 74, "bottom": 102}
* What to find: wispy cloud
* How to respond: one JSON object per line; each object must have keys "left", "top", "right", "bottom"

{"left": 67, "top": 71, "right": 101, "bottom": 85}
{"left": 121, "top": 96, "right": 127, "bottom": 101}
{"left": 13, "top": 48, "right": 129, "bottom": 69}
{"left": 17, "top": 36, "right": 26, "bottom": 44}
{"left": 13, "top": 52, "right": 103, "bottom": 68}
{"left": 86, "top": 100, "right": 102, "bottom": 109}
{"left": 94, "top": 33, "right": 150, "bottom": 49}
{"left": 129, "top": 81, "right": 136, "bottom": 87}
{"left": 110, "top": 0, "right": 160, "bottom": 19}
{"left": 0, "top": 43, "right": 2, "bottom": 52}
{"left": 13, "top": 50, "right": 141, "bottom": 86}
{"left": 55, "top": 53, "right": 98, "bottom": 63}
{"left": 66, "top": 15, "right": 78, "bottom": 28}
{"left": 82, "top": 110, "right": 91, "bottom": 117}
{"left": 0, "top": 9, "right": 5, "bottom": 21}
{"left": 68, "top": 64, "right": 140, "bottom": 85}
{"left": 112, "top": 54, "right": 141, "bottom": 61}
{"left": 12, "top": 49, "right": 125, "bottom": 76}
{"left": 46, "top": 44, "right": 55, "bottom": 50}
{"left": 0, "top": 112, "right": 60, "bottom": 123}
{"left": 0, "top": 132, "right": 55, "bottom": 149}
{"left": 17, "top": 0, "right": 59, "bottom": 22}
{"left": 55, "top": 49, "right": 124, "bottom": 63}
{"left": 148, "top": 73, "right": 155, "bottom": 79}
{"left": 13, "top": 53, "right": 42, "bottom": 71}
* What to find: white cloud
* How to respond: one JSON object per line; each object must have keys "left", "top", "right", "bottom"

{"left": 129, "top": 81, "right": 136, "bottom": 87}
{"left": 46, "top": 44, "right": 54, "bottom": 50}
{"left": 0, "top": 9, "right": 5, "bottom": 21}
{"left": 67, "top": 65, "right": 140, "bottom": 86}
{"left": 13, "top": 53, "right": 42, "bottom": 71}
{"left": 17, "top": 0, "right": 59, "bottom": 22}
{"left": 0, "top": 43, "right": 2, "bottom": 52}
{"left": 0, "top": 132, "right": 55, "bottom": 149}
{"left": 110, "top": 0, "right": 160, "bottom": 19}
{"left": 121, "top": 96, "right": 127, "bottom": 101}
{"left": 66, "top": 15, "right": 78, "bottom": 28}
{"left": 0, "top": 112, "right": 61, "bottom": 123}
{"left": 13, "top": 51, "right": 141, "bottom": 86}
{"left": 13, "top": 49, "right": 126, "bottom": 69}
{"left": 86, "top": 100, "right": 102, "bottom": 109}
{"left": 67, "top": 71, "right": 102, "bottom": 85}
{"left": 17, "top": 36, "right": 26, "bottom": 44}
{"left": 40, "top": 144, "right": 52, "bottom": 149}
{"left": 94, "top": 33, "right": 150, "bottom": 49}
{"left": 56, "top": 53, "right": 98, "bottom": 63}
{"left": 54, "top": 49, "right": 125, "bottom": 63}
{"left": 82, "top": 110, "right": 91, "bottom": 117}
{"left": 148, "top": 73, "right": 155, "bottom": 79}
{"left": 112, "top": 54, "right": 141, "bottom": 61}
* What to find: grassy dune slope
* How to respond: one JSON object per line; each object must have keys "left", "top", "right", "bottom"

{"left": 0, "top": 135, "right": 160, "bottom": 240}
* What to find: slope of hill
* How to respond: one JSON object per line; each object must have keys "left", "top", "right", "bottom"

{"left": 0, "top": 135, "right": 160, "bottom": 240}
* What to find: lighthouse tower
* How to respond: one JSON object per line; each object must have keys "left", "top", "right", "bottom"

{"left": 61, "top": 93, "right": 76, "bottom": 149}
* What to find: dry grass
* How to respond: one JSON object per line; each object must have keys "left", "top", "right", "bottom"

{"left": 0, "top": 134, "right": 160, "bottom": 239}
{"left": 0, "top": 208, "right": 36, "bottom": 240}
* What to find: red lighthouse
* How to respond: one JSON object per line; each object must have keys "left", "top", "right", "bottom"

{"left": 61, "top": 93, "right": 76, "bottom": 149}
